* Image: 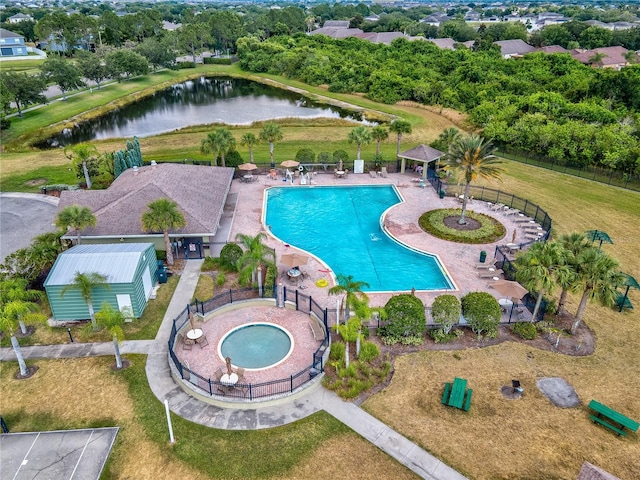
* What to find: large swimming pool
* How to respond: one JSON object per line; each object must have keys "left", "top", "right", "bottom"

{"left": 264, "top": 185, "right": 454, "bottom": 292}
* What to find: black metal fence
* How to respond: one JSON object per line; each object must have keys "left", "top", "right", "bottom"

{"left": 497, "top": 148, "right": 640, "bottom": 192}
{"left": 168, "top": 285, "right": 330, "bottom": 401}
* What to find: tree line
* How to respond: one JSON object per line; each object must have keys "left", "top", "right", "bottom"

{"left": 236, "top": 34, "right": 640, "bottom": 177}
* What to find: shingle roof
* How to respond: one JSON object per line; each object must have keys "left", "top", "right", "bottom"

{"left": 355, "top": 31, "right": 405, "bottom": 45}
{"left": 426, "top": 38, "right": 456, "bottom": 50}
{"left": 58, "top": 163, "right": 234, "bottom": 238}
{"left": 323, "top": 20, "right": 350, "bottom": 28}
{"left": 576, "top": 462, "right": 620, "bottom": 480}
{"left": 399, "top": 144, "right": 445, "bottom": 163}
{"left": 537, "top": 45, "right": 569, "bottom": 54}
{"left": 0, "top": 28, "right": 24, "bottom": 39}
{"left": 44, "top": 243, "right": 153, "bottom": 286}
{"left": 572, "top": 46, "right": 629, "bottom": 67}
{"left": 309, "top": 27, "right": 363, "bottom": 39}
{"left": 494, "top": 39, "right": 536, "bottom": 56}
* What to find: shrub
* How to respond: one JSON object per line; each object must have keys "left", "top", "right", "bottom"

{"left": 461, "top": 292, "right": 501, "bottom": 339}
{"left": 221, "top": 150, "right": 243, "bottom": 168}
{"left": 177, "top": 61, "right": 196, "bottom": 69}
{"left": 358, "top": 340, "right": 379, "bottom": 362}
{"left": 431, "top": 294, "right": 461, "bottom": 334}
{"left": 215, "top": 271, "right": 226, "bottom": 287}
{"left": 333, "top": 149, "right": 349, "bottom": 163}
{"left": 400, "top": 335, "right": 424, "bottom": 346}
{"left": 512, "top": 321, "right": 537, "bottom": 340}
{"left": 329, "top": 341, "right": 345, "bottom": 361}
{"left": 203, "top": 57, "right": 232, "bottom": 65}
{"left": 317, "top": 151, "right": 331, "bottom": 164}
{"left": 155, "top": 249, "right": 167, "bottom": 261}
{"left": 220, "top": 243, "right": 243, "bottom": 271}
{"left": 263, "top": 263, "right": 277, "bottom": 297}
{"left": 383, "top": 294, "right": 426, "bottom": 338}
{"left": 429, "top": 328, "right": 463, "bottom": 343}
{"left": 202, "top": 256, "right": 219, "bottom": 271}
{"left": 295, "top": 148, "right": 315, "bottom": 163}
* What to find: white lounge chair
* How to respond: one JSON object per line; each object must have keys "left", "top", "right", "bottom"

{"left": 369, "top": 171, "right": 377, "bottom": 178}
{"left": 475, "top": 260, "right": 497, "bottom": 269}
{"left": 478, "top": 269, "right": 503, "bottom": 278}
{"left": 381, "top": 167, "right": 388, "bottom": 178}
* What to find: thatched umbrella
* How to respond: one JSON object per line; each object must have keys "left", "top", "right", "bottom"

{"left": 225, "top": 356, "right": 233, "bottom": 376}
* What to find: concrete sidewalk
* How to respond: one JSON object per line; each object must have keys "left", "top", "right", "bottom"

{"left": 1, "top": 258, "right": 466, "bottom": 479}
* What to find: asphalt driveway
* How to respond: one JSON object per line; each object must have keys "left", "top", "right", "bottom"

{"left": 0, "top": 193, "right": 59, "bottom": 262}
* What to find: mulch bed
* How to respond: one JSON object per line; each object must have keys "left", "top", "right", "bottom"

{"left": 443, "top": 215, "right": 481, "bottom": 231}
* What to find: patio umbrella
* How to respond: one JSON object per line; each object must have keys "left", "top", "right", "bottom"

{"left": 238, "top": 162, "right": 257, "bottom": 171}
{"left": 338, "top": 159, "right": 343, "bottom": 171}
{"left": 281, "top": 252, "right": 308, "bottom": 269}
{"left": 281, "top": 160, "right": 299, "bottom": 168}
{"left": 490, "top": 279, "right": 528, "bottom": 300}
{"left": 512, "top": 229, "right": 517, "bottom": 243}
{"left": 189, "top": 312, "right": 196, "bottom": 331}
{"left": 225, "top": 356, "right": 233, "bottom": 376}
{"left": 585, "top": 229, "right": 613, "bottom": 250}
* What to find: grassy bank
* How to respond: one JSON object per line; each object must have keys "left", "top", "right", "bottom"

{"left": 0, "top": 356, "right": 418, "bottom": 479}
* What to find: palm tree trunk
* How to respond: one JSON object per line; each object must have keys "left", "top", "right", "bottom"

{"left": 88, "top": 301, "right": 97, "bottom": 331}
{"left": 344, "top": 340, "right": 350, "bottom": 368}
{"left": 458, "top": 181, "right": 472, "bottom": 224}
{"left": 396, "top": 134, "right": 402, "bottom": 157}
{"left": 572, "top": 290, "right": 590, "bottom": 334}
{"left": 257, "top": 268, "right": 263, "bottom": 297}
{"left": 376, "top": 141, "right": 381, "bottom": 156}
{"left": 269, "top": 142, "right": 275, "bottom": 167}
{"left": 531, "top": 288, "right": 546, "bottom": 321}
{"left": 221, "top": 153, "right": 226, "bottom": 168}
{"left": 356, "top": 331, "right": 361, "bottom": 358}
{"left": 556, "top": 288, "right": 568, "bottom": 315}
{"left": 82, "top": 161, "right": 92, "bottom": 189}
{"left": 76, "top": 229, "right": 81, "bottom": 245}
{"left": 113, "top": 335, "right": 123, "bottom": 369}
{"left": 11, "top": 335, "right": 28, "bottom": 376}
{"left": 357, "top": 145, "right": 361, "bottom": 160}
{"left": 249, "top": 147, "right": 254, "bottom": 163}
{"left": 164, "top": 230, "right": 175, "bottom": 266}
{"left": 19, "top": 320, "right": 27, "bottom": 335}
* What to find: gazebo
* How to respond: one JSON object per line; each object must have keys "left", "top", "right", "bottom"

{"left": 398, "top": 144, "right": 445, "bottom": 180}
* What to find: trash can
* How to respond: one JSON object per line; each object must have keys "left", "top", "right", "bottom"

{"left": 157, "top": 267, "right": 167, "bottom": 284}
{"left": 439, "top": 190, "right": 445, "bottom": 199}
{"left": 479, "top": 251, "right": 487, "bottom": 263}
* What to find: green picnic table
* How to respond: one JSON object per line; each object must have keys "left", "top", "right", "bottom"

{"left": 588, "top": 400, "right": 639, "bottom": 437}
{"left": 442, "top": 377, "right": 473, "bottom": 411}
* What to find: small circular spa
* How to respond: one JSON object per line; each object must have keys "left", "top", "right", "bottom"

{"left": 218, "top": 322, "right": 294, "bottom": 370}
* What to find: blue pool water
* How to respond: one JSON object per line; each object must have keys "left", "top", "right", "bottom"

{"left": 220, "top": 323, "right": 293, "bottom": 369}
{"left": 265, "top": 185, "right": 454, "bottom": 292}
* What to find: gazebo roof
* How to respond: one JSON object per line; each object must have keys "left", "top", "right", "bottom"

{"left": 398, "top": 144, "right": 445, "bottom": 163}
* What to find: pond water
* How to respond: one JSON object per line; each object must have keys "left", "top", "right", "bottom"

{"left": 42, "top": 77, "right": 368, "bottom": 147}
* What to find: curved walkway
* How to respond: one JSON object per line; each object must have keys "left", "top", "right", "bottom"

{"left": 1, "top": 259, "right": 466, "bottom": 480}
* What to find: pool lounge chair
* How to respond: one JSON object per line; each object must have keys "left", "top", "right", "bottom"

{"left": 380, "top": 167, "right": 388, "bottom": 178}
{"left": 369, "top": 171, "right": 378, "bottom": 178}
{"left": 475, "top": 260, "right": 496, "bottom": 269}
{"left": 478, "top": 269, "right": 503, "bottom": 278}
{"left": 490, "top": 203, "right": 505, "bottom": 211}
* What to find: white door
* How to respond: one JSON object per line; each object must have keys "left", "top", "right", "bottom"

{"left": 142, "top": 266, "right": 152, "bottom": 299}
{"left": 116, "top": 294, "right": 133, "bottom": 319}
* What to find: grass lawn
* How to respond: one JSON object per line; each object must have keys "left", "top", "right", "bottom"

{"left": 363, "top": 164, "right": 640, "bottom": 480}
{"left": 0, "top": 58, "right": 45, "bottom": 74}
{"left": 0, "top": 356, "right": 419, "bottom": 480}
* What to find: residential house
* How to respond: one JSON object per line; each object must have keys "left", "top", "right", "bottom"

{"left": 7, "top": 13, "right": 33, "bottom": 23}
{"left": 0, "top": 28, "right": 27, "bottom": 57}
{"left": 323, "top": 20, "right": 350, "bottom": 29}
{"left": 572, "top": 46, "right": 629, "bottom": 71}
{"left": 494, "top": 39, "right": 536, "bottom": 59}
{"left": 426, "top": 38, "right": 457, "bottom": 50}
{"left": 44, "top": 243, "right": 158, "bottom": 321}
{"left": 57, "top": 163, "right": 234, "bottom": 259}
{"left": 309, "top": 27, "right": 363, "bottom": 40}
{"left": 355, "top": 31, "right": 406, "bottom": 45}
{"left": 537, "top": 45, "right": 569, "bottom": 54}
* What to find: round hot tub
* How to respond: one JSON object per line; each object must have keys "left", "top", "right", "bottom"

{"left": 218, "top": 322, "right": 294, "bottom": 370}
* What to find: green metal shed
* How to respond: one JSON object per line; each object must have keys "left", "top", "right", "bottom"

{"left": 44, "top": 243, "right": 158, "bottom": 322}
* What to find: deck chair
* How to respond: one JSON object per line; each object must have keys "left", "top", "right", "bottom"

{"left": 236, "top": 367, "right": 246, "bottom": 382}
{"left": 478, "top": 269, "right": 503, "bottom": 278}
{"left": 380, "top": 166, "right": 388, "bottom": 178}
{"left": 214, "top": 368, "right": 224, "bottom": 381}
{"left": 369, "top": 171, "right": 377, "bottom": 178}
{"left": 181, "top": 333, "right": 194, "bottom": 351}
{"left": 475, "top": 260, "right": 496, "bottom": 269}
{"left": 197, "top": 334, "right": 209, "bottom": 348}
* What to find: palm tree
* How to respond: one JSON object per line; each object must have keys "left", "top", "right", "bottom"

{"left": 61, "top": 271, "right": 109, "bottom": 331}
{"left": 389, "top": 119, "right": 412, "bottom": 158}
{"left": 347, "top": 126, "right": 372, "bottom": 160}
{"left": 235, "top": 232, "right": 276, "bottom": 296}
{"left": 259, "top": 122, "right": 284, "bottom": 167}
{"left": 328, "top": 274, "right": 370, "bottom": 368}
{"left": 515, "top": 241, "right": 567, "bottom": 321}
{"left": 200, "top": 128, "right": 236, "bottom": 167}
{"left": 443, "top": 134, "right": 503, "bottom": 224}
{"left": 371, "top": 126, "right": 389, "bottom": 157}
{"left": 240, "top": 132, "right": 259, "bottom": 163}
{"left": 0, "top": 278, "right": 44, "bottom": 335}
{"left": 141, "top": 198, "right": 186, "bottom": 266}
{"left": 0, "top": 298, "right": 47, "bottom": 377}
{"left": 65, "top": 143, "right": 98, "bottom": 189}
{"left": 571, "top": 249, "right": 625, "bottom": 334}
{"left": 55, "top": 205, "right": 96, "bottom": 245}
{"left": 555, "top": 233, "right": 592, "bottom": 314}
{"left": 95, "top": 302, "right": 126, "bottom": 369}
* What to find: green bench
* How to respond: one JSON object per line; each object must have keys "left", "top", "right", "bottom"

{"left": 442, "top": 383, "right": 452, "bottom": 405}
{"left": 442, "top": 378, "right": 472, "bottom": 411}
{"left": 588, "top": 400, "right": 639, "bottom": 437}
{"left": 463, "top": 389, "right": 473, "bottom": 412}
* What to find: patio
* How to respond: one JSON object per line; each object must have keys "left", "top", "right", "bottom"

{"left": 227, "top": 169, "right": 541, "bottom": 314}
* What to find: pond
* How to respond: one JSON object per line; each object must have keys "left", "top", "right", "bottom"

{"left": 42, "top": 77, "right": 369, "bottom": 147}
